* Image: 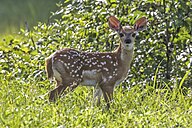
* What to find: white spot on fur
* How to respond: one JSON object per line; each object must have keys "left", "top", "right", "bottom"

{"left": 106, "top": 55, "right": 112, "bottom": 59}
{"left": 92, "top": 62, "right": 97, "bottom": 65}
{"left": 74, "top": 70, "right": 78, "bottom": 73}
{"left": 103, "top": 67, "right": 109, "bottom": 71}
{"left": 97, "top": 65, "right": 102, "bottom": 68}
{"left": 109, "top": 76, "right": 113, "bottom": 79}
{"left": 102, "top": 56, "right": 106, "bottom": 58}
{"left": 101, "top": 62, "right": 106, "bottom": 65}
{"left": 113, "top": 62, "right": 118, "bottom": 66}
{"left": 58, "top": 59, "right": 64, "bottom": 64}
{"left": 60, "top": 54, "right": 67, "bottom": 57}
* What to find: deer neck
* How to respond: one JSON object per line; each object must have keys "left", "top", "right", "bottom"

{"left": 116, "top": 42, "right": 134, "bottom": 63}
{"left": 114, "top": 42, "right": 134, "bottom": 77}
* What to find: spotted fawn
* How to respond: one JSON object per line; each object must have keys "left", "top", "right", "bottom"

{"left": 45, "top": 16, "right": 147, "bottom": 108}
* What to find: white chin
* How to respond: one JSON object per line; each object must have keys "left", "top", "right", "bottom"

{"left": 126, "top": 44, "right": 134, "bottom": 50}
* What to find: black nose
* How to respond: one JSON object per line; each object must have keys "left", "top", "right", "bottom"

{"left": 125, "top": 39, "right": 132, "bottom": 44}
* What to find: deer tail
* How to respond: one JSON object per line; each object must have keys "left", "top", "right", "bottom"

{"left": 45, "top": 56, "right": 53, "bottom": 79}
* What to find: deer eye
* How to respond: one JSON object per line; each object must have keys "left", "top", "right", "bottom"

{"left": 119, "top": 33, "right": 124, "bottom": 37}
{"left": 132, "top": 33, "right": 136, "bottom": 38}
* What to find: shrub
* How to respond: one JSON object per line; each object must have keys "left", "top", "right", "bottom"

{"left": 0, "top": 0, "right": 191, "bottom": 88}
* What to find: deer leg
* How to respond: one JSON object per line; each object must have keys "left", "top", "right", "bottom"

{"left": 93, "top": 86, "right": 102, "bottom": 106}
{"left": 49, "top": 85, "right": 67, "bottom": 102}
{"left": 49, "top": 80, "right": 65, "bottom": 102}
{"left": 49, "top": 79, "right": 81, "bottom": 102}
{"left": 100, "top": 85, "right": 114, "bottom": 109}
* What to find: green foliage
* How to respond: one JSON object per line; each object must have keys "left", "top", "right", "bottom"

{"left": 1, "top": 0, "right": 191, "bottom": 86}
{"left": 0, "top": 0, "right": 191, "bottom": 127}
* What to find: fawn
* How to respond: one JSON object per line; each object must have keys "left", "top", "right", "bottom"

{"left": 45, "top": 16, "right": 147, "bottom": 108}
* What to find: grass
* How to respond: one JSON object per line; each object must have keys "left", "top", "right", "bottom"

{"left": 0, "top": 73, "right": 191, "bottom": 127}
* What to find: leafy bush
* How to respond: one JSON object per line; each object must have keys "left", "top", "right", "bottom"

{"left": 1, "top": 0, "right": 191, "bottom": 88}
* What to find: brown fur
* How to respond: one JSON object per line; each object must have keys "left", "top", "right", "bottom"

{"left": 45, "top": 57, "right": 53, "bottom": 79}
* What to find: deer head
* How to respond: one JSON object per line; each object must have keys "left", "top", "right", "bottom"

{"left": 108, "top": 16, "right": 147, "bottom": 51}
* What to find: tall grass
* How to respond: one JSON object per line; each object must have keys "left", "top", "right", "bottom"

{"left": 0, "top": 70, "right": 191, "bottom": 127}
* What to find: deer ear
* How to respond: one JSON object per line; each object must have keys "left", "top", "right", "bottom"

{"left": 134, "top": 17, "right": 147, "bottom": 32}
{"left": 108, "top": 16, "right": 121, "bottom": 32}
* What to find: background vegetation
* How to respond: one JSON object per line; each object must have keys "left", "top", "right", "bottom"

{"left": 0, "top": 0, "right": 60, "bottom": 34}
{"left": 0, "top": 0, "right": 191, "bottom": 127}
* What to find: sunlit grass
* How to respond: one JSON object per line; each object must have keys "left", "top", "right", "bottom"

{"left": 0, "top": 73, "right": 191, "bottom": 127}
